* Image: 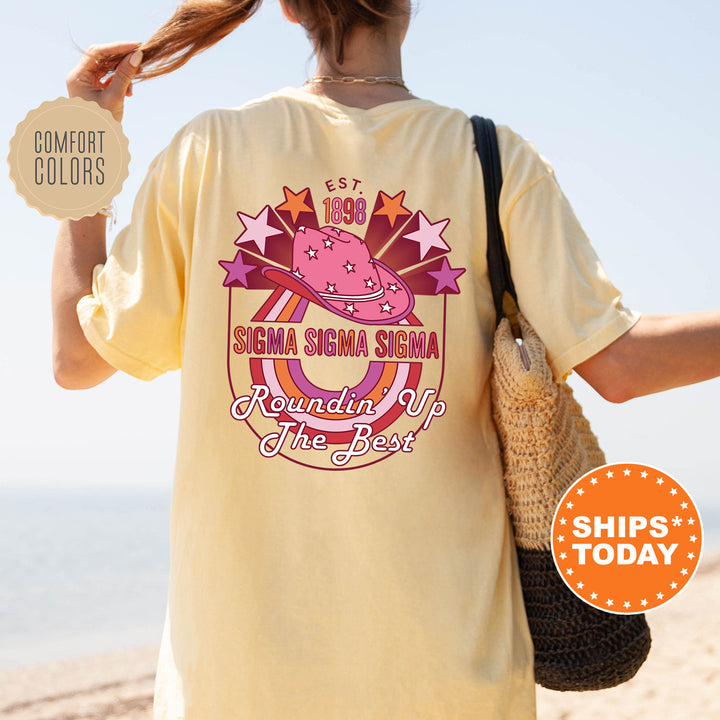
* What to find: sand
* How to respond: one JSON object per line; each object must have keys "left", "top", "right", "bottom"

{"left": 1, "top": 554, "right": 718, "bottom": 720}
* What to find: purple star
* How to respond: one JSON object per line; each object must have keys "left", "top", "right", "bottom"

{"left": 219, "top": 252, "right": 257, "bottom": 288}
{"left": 426, "top": 257, "right": 466, "bottom": 294}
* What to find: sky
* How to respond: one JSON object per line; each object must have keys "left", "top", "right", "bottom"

{"left": 2, "top": 0, "right": 720, "bottom": 521}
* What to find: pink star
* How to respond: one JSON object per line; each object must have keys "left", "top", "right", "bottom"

{"left": 426, "top": 257, "right": 465, "bottom": 294}
{"left": 236, "top": 206, "right": 284, "bottom": 255}
{"left": 403, "top": 211, "right": 450, "bottom": 260}
{"left": 218, "top": 253, "right": 256, "bottom": 288}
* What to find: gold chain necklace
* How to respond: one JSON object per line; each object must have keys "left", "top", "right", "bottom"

{"left": 306, "top": 75, "right": 410, "bottom": 92}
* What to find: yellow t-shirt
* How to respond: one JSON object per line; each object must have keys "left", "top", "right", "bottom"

{"left": 78, "top": 87, "right": 638, "bottom": 720}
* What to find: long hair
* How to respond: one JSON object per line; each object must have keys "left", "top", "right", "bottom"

{"left": 102, "top": 0, "right": 406, "bottom": 80}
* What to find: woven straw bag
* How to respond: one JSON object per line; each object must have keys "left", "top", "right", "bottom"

{"left": 472, "top": 116, "right": 652, "bottom": 691}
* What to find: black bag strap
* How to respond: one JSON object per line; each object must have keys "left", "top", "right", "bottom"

{"left": 471, "top": 116, "right": 520, "bottom": 328}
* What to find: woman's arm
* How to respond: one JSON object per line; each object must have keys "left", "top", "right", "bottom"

{"left": 575, "top": 311, "right": 720, "bottom": 403}
{"left": 52, "top": 43, "right": 142, "bottom": 389}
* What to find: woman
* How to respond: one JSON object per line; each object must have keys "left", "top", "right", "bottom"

{"left": 54, "top": 1, "right": 720, "bottom": 719}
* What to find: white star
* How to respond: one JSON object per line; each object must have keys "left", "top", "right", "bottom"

{"left": 566, "top": 501, "right": 574, "bottom": 509}
{"left": 641, "top": 471, "right": 648, "bottom": 478}
{"left": 606, "top": 470, "right": 614, "bottom": 478}
{"left": 344, "top": 303, "right": 357, "bottom": 315}
{"left": 387, "top": 282, "right": 400, "bottom": 293}
{"left": 576, "top": 581, "right": 584, "bottom": 589}
{"left": 690, "top": 535, "right": 697, "bottom": 542}
{"left": 672, "top": 515, "right": 682, "bottom": 527}
{"left": 292, "top": 267, "right": 304, "bottom": 279}
{"left": 670, "top": 582, "right": 678, "bottom": 589}
{"left": 559, "top": 552, "right": 567, "bottom": 560}
{"left": 681, "top": 502, "right": 688, "bottom": 509}
{"left": 681, "top": 568, "right": 689, "bottom": 576}
{"left": 640, "top": 598, "right": 648, "bottom": 607}
{"left": 656, "top": 477, "right": 664, "bottom": 485}
{"left": 557, "top": 534, "right": 565, "bottom": 542}
{"left": 670, "top": 488, "right": 678, "bottom": 496}
{"left": 559, "top": 517, "right": 567, "bottom": 525}
{"left": 305, "top": 246, "right": 318, "bottom": 260}
{"left": 656, "top": 592, "right": 664, "bottom": 600}
{"left": 623, "top": 601, "right": 631, "bottom": 608}
{"left": 236, "top": 206, "right": 284, "bottom": 254}
{"left": 402, "top": 211, "right": 450, "bottom": 260}
{"left": 566, "top": 568, "right": 574, "bottom": 576}
{"left": 325, "top": 282, "right": 336, "bottom": 293}
{"left": 324, "top": 238, "right": 334, "bottom": 249}
{"left": 577, "top": 488, "right": 585, "bottom": 496}
{"left": 344, "top": 261, "right": 355, "bottom": 273}
{"left": 590, "top": 592, "right": 598, "bottom": 600}
{"left": 688, "top": 518, "right": 695, "bottom": 526}
{"left": 606, "top": 599, "right": 614, "bottom": 607}
{"left": 590, "top": 477, "right": 598, "bottom": 485}
{"left": 623, "top": 469, "right": 631, "bottom": 476}
{"left": 379, "top": 301, "right": 395, "bottom": 314}
{"left": 364, "top": 277, "right": 376, "bottom": 289}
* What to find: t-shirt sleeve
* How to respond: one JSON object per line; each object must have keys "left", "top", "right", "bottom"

{"left": 497, "top": 127, "right": 640, "bottom": 380}
{"left": 76, "top": 123, "right": 202, "bottom": 381}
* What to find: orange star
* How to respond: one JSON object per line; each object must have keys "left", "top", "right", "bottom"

{"left": 277, "top": 186, "right": 313, "bottom": 223}
{"left": 374, "top": 190, "right": 412, "bottom": 228}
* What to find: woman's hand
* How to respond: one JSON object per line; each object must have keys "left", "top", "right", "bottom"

{"left": 65, "top": 41, "right": 143, "bottom": 122}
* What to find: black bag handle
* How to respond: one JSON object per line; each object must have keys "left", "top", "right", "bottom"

{"left": 471, "top": 116, "right": 520, "bottom": 328}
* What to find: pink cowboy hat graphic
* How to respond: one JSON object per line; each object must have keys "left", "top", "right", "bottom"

{"left": 263, "top": 226, "right": 415, "bottom": 324}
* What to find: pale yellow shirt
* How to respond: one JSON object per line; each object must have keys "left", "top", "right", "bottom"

{"left": 78, "top": 87, "right": 638, "bottom": 720}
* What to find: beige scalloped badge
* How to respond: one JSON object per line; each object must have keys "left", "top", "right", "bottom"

{"left": 8, "top": 97, "right": 130, "bottom": 220}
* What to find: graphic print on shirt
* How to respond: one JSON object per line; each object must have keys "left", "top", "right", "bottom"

{"left": 219, "top": 180, "right": 466, "bottom": 471}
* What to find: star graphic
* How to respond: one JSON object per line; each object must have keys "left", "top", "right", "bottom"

{"left": 305, "top": 246, "right": 319, "bottom": 260}
{"left": 606, "top": 599, "right": 614, "bottom": 607}
{"left": 606, "top": 470, "right": 614, "bottom": 478}
{"left": 236, "top": 206, "right": 285, "bottom": 255}
{"left": 402, "top": 211, "right": 450, "bottom": 260}
{"left": 426, "top": 257, "right": 466, "bottom": 294}
{"left": 576, "top": 581, "right": 584, "bottom": 589}
{"left": 374, "top": 190, "right": 412, "bottom": 228}
{"left": 590, "top": 477, "right": 598, "bottom": 485}
{"left": 387, "top": 282, "right": 400, "bottom": 293}
{"left": 293, "top": 267, "right": 304, "bottom": 279}
{"left": 218, "top": 253, "right": 257, "bottom": 288}
{"left": 656, "top": 477, "right": 664, "bottom": 485}
{"left": 559, "top": 517, "right": 567, "bottom": 525}
{"left": 566, "top": 568, "right": 574, "bottom": 576}
{"left": 656, "top": 592, "right": 664, "bottom": 600}
{"left": 577, "top": 488, "right": 584, "bottom": 495}
{"left": 559, "top": 552, "right": 567, "bottom": 559}
{"left": 688, "top": 518, "right": 695, "bottom": 525}
{"left": 670, "top": 582, "right": 678, "bottom": 589}
{"left": 556, "top": 534, "right": 565, "bottom": 542}
{"left": 379, "top": 301, "right": 395, "bottom": 314}
{"left": 681, "top": 568, "right": 688, "bottom": 575}
{"left": 590, "top": 592, "right": 598, "bottom": 600}
{"left": 640, "top": 598, "right": 648, "bottom": 607}
{"left": 624, "top": 469, "right": 631, "bottom": 476}
{"left": 326, "top": 282, "right": 336, "bottom": 293}
{"left": 690, "top": 535, "right": 697, "bottom": 542}
{"left": 324, "top": 238, "right": 335, "bottom": 249}
{"left": 641, "top": 471, "right": 648, "bottom": 478}
{"left": 276, "top": 186, "right": 313, "bottom": 223}
{"left": 688, "top": 552, "right": 695, "bottom": 559}
{"left": 624, "top": 601, "right": 631, "bottom": 608}
{"left": 681, "top": 502, "right": 688, "bottom": 509}
{"left": 566, "top": 501, "right": 574, "bottom": 509}
{"left": 344, "top": 303, "right": 357, "bottom": 315}
{"left": 670, "top": 488, "right": 678, "bottom": 496}
{"left": 344, "top": 261, "right": 356, "bottom": 273}
{"left": 365, "top": 277, "right": 377, "bottom": 289}
{"left": 672, "top": 515, "right": 682, "bottom": 526}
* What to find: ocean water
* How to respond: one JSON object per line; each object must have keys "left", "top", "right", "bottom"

{"left": 0, "top": 482, "right": 718, "bottom": 673}
{"left": 0, "top": 482, "right": 171, "bottom": 671}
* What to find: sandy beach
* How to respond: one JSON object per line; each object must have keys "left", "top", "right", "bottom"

{"left": 1, "top": 554, "right": 718, "bottom": 720}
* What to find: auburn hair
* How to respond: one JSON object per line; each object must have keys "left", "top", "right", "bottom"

{"left": 102, "top": 0, "right": 407, "bottom": 80}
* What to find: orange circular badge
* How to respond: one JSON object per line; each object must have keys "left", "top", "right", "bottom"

{"left": 551, "top": 462, "right": 703, "bottom": 614}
